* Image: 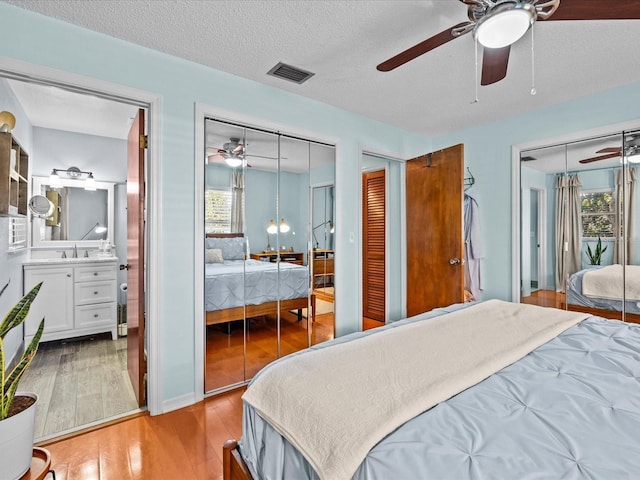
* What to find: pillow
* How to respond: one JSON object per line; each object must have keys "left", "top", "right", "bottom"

{"left": 205, "top": 236, "right": 245, "bottom": 260}
{"left": 205, "top": 248, "right": 224, "bottom": 264}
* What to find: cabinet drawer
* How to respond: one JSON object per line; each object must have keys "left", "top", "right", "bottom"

{"left": 75, "top": 265, "right": 116, "bottom": 282}
{"left": 74, "top": 280, "right": 116, "bottom": 305}
{"left": 75, "top": 302, "right": 116, "bottom": 328}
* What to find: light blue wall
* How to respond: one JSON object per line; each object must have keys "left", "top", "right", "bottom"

{"left": 433, "top": 80, "right": 640, "bottom": 301}
{"left": 0, "top": 4, "right": 432, "bottom": 405}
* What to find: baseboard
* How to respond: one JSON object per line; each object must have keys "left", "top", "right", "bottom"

{"left": 161, "top": 392, "right": 197, "bottom": 414}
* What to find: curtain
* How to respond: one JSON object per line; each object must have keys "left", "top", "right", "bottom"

{"left": 230, "top": 171, "right": 244, "bottom": 233}
{"left": 555, "top": 174, "right": 581, "bottom": 293}
{"left": 614, "top": 166, "right": 637, "bottom": 264}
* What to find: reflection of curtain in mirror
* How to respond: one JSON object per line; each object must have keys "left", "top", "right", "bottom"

{"left": 614, "top": 167, "right": 637, "bottom": 264}
{"left": 555, "top": 174, "right": 581, "bottom": 292}
{"left": 231, "top": 171, "right": 244, "bottom": 233}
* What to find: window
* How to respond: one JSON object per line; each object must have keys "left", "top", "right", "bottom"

{"left": 8, "top": 217, "right": 27, "bottom": 250}
{"left": 581, "top": 190, "right": 615, "bottom": 238}
{"left": 205, "top": 189, "right": 232, "bottom": 233}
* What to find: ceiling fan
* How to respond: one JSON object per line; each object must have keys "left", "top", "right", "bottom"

{"left": 207, "top": 137, "right": 247, "bottom": 167}
{"left": 579, "top": 144, "right": 640, "bottom": 165}
{"left": 377, "top": 0, "right": 640, "bottom": 86}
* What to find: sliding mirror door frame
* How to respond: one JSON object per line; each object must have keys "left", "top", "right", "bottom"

{"left": 512, "top": 120, "right": 640, "bottom": 325}
{"left": 195, "top": 109, "right": 336, "bottom": 398}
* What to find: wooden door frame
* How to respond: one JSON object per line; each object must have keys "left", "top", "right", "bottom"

{"left": 193, "top": 103, "right": 340, "bottom": 403}
{"left": 0, "top": 56, "right": 163, "bottom": 415}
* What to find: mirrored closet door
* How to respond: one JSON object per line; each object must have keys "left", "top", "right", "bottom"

{"left": 204, "top": 118, "right": 335, "bottom": 393}
{"left": 519, "top": 129, "right": 640, "bottom": 324}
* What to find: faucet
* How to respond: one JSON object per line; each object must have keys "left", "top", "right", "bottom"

{"left": 60, "top": 251, "right": 67, "bottom": 259}
{"left": 72, "top": 244, "right": 78, "bottom": 258}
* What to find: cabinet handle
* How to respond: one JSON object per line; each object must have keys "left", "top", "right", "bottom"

{"left": 67, "top": 274, "right": 71, "bottom": 278}
{"left": 93, "top": 272, "right": 98, "bottom": 276}
{"left": 94, "top": 314, "right": 99, "bottom": 318}
{"left": 94, "top": 291, "right": 99, "bottom": 295}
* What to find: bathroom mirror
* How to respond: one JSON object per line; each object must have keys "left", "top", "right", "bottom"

{"left": 31, "top": 176, "right": 115, "bottom": 248}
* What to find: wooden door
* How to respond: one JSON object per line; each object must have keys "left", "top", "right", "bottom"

{"left": 406, "top": 144, "right": 464, "bottom": 316}
{"left": 127, "top": 108, "right": 147, "bottom": 407}
{"left": 363, "top": 170, "right": 385, "bottom": 321}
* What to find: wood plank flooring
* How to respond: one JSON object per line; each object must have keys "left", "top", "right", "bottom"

{"left": 205, "top": 309, "right": 335, "bottom": 392}
{"left": 20, "top": 333, "right": 138, "bottom": 440}
{"left": 43, "top": 388, "right": 244, "bottom": 480}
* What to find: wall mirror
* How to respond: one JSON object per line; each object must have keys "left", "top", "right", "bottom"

{"left": 518, "top": 128, "right": 640, "bottom": 323}
{"left": 203, "top": 118, "right": 335, "bottom": 394}
{"left": 31, "top": 175, "right": 115, "bottom": 248}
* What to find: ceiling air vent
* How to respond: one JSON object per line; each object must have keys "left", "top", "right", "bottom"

{"left": 267, "top": 62, "right": 315, "bottom": 84}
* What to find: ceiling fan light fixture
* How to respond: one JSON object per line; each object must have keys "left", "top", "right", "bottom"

{"left": 225, "top": 155, "right": 243, "bottom": 168}
{"left": 474, "top": 2, "right": 536, "bottom": 49}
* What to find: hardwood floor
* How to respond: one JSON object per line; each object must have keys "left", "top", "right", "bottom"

{"left": 205, "top": 309, "right": 335, "bottom": 392}
{"left": 521, "top": 289, "right": 566, "bottom": 309}
{"left": 20, "top": 333, "right": 139, "bottom": 440}
{"left": 42, "top": 388, "right": 245, "bottom": 480}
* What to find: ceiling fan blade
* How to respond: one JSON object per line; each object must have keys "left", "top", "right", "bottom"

{"left": 232, "top": 144, "right": 244, "bottom": 154}
{"left": 377, "top": 21, "right": 471, "bottom": 72}
{"left": 207, "top": 153, "right": 225, "bottom": 162}
{"left": 546, "top": 0, "right": 640, "bottom": 20}
{"left": 596, "top": 147, "right": 622, "bottom": 154}
{"left": 480, "top": 46, "right": 510, "bottom": 86}
{"left": 579, "top": 152, "right": 621, "bottom": 164}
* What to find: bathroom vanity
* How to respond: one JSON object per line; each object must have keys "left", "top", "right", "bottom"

{"left": 23, "top": 257, "right": 118, "bottom": 343}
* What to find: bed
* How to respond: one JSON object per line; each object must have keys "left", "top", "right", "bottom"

{"left": 205, "top": 234, "right": 315, "bottom": 326}
{"left": 223, "top": 299, "right": 640, "bottom": 480}
{"left": 567, "top": 264, "right": 640, "bottom": 324}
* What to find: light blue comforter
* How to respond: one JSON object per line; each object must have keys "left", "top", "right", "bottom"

{"left": 239, "top": 303, "right": 640, "bottom": 479}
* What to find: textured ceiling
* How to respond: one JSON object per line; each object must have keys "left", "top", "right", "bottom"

{"left": 5, "top": 0, "right": 640, "bottom": 138}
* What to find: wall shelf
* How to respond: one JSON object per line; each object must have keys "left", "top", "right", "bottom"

{"left": 0, "top": 132, "right": 29, "bottom": 216}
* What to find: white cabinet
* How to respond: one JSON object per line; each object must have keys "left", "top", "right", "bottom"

{"left": 23, "top": 260, "right": 118, "bottom": 343}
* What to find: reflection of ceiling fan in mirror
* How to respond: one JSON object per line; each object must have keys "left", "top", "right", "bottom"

{"left": 377, "top": 0, "right": 640, "bottom": 86}
{"left": 207, "top": 137, "right": 247, "bottom": 167}
{"left": 579, "top": 140, "right": 640, "bottom": 165}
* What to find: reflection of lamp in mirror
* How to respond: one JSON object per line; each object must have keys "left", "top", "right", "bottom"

{"left": 80, "top": 222, "right": 108, "bottom": 240}
{"left": 279, "top": 218, "right": 290, "bottom": 233}
{"left": 312, "top": 220, "right": 334, "bottom": 250}
{"left": 265, "top": 219, "right": 277, "bottom": 251}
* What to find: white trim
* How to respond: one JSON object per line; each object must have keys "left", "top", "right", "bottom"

{"left": 536, "top": 188, "right": 547, "bottom": 291}
{"left": 511, "top": 118, "right": 640, "bottom": 302}
{"left": 0, "top": 55, "right": 163, "bottom": 415}
{"left": 161, "top": 393, "right": 198, "bottom": 415}
{"left": 194, "top": 102, "right": 338, "bottom": 400}
{"left": 360, "top": 148, "right": 408, "bottom": 323}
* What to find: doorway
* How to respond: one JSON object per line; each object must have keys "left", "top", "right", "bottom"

{"left": 1, "top": 72, "right": 150, "bottom": 440}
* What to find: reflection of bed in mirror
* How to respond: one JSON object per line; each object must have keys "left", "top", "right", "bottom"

{"left": 567, "top": 264, "right": 640, "bottom": 323}
{"left": 205, "top": 233, "right": 315, "bottom": 326}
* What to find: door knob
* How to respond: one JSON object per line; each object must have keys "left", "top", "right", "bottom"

{"left": 119, "top": 264, "right": 130, "bottom": 270}
{"left": 449, "top": 258, "right": 461, "bottom": 265}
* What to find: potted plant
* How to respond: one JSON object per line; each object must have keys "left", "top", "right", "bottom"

{"left": 0, "top": 281, "right": 44, "bottom": 480}
{"left": 586, "top": 236, "right": 608, "bottom": 266}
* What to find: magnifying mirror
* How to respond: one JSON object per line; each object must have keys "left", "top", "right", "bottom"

{"left": 28, "top": 195, "right": 55, "bottom": 218}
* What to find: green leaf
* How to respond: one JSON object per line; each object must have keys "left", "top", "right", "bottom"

{"left": 0, "top": 282, "right": 42, "bottom": 338}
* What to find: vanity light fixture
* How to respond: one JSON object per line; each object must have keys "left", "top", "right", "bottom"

{"left": 49, "top": 166, "right": 98, "bottom": 190}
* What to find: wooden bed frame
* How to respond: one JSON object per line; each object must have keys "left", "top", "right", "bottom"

{"left": 206, "top": 233, "right": 316, "bottom": 325}
{"left": 566, "top": 303, "right": 640, "bottom": 324}
{"left": 223, "top": 440, "right": 254, "bottom": 480}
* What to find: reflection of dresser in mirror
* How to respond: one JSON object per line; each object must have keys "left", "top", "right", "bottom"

{"left": 312, "top": 249, "right": 334, "bottom": 301}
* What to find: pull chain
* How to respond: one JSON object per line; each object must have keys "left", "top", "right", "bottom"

{"left": 472, "top": 36, "right": 479, "bottom": 104}
{"left": 530, "top": 27, "right": 536, "bottom": 95}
